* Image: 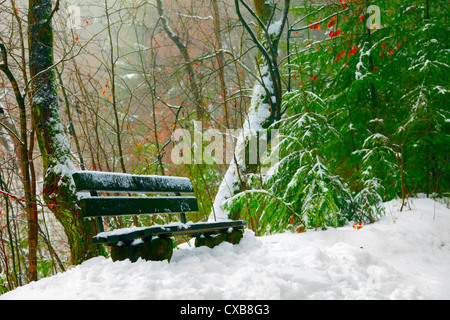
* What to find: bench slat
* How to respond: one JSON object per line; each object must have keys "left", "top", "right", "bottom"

{"left": 93, "top": 221, "right": 247, "bottom": 244}
{"left": 73, "top": 171, "right": 194, "bottom": 194}
{"left": 80, "top": 196, "right": 199, "bottom": 218}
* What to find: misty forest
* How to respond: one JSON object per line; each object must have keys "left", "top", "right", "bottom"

{"left": 0, "top": 0, "right": 448, "bottom": 294}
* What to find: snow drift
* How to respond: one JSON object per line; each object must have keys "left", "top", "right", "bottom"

{"left": 1, "top": 198, "right": 449, "bottom": 300}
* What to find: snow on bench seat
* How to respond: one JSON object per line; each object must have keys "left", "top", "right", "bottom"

{"left": 93, "top": 220, "right": 247, "bottom": 245}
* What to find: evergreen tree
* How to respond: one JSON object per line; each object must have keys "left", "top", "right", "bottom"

{"left": 291, "top": 0, "right": 449, "bottom": 204}
{"left": 226, "top": 76, "right": 353, "bottom": 233}
{"left": 227, "top": 0, "right": 449, "bottom": 233}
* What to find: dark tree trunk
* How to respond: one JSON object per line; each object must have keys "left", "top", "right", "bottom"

{"left": 28, "top": 0, "right": 105, "bottom": 265}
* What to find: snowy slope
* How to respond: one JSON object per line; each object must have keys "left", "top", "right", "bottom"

{"left": 1, "top": 198, "right": 449, "bottom": 300}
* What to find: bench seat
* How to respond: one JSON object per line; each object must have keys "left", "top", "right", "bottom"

{"left": 93, "top": 220, "right": 247, "bottom": 245}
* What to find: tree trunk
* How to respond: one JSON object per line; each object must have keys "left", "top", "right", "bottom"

{"left": 210, "top": 0, "right": 290, "bottom": 222}
{"left": 211, "top": 0, "right": 230, "bottom": 128}
{"left": 0, "top": 41, "right": 38, "bottom": 282}
{"left": 28, "top": 0, "right": 105, "bottom": 265}
{"left": 104, "top": 0, "right": 127, "bottom": 174}
{"left": 156, "top": 0, "right": 204, "bottom": 120}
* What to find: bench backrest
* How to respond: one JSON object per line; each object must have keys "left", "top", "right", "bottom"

{"left": 73, "top": 171, "right": 195, "bottom": 194}
{"left": 73, "top": 171, "right": 199, "bottom": 219}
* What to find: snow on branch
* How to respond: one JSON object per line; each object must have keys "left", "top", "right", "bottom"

{"left": 176, "top": 13, "right": 213, "bottom": 21}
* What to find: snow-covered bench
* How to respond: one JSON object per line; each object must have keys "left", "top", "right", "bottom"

{"left": 73, "top": 171, "right": 246, "bottom": 262}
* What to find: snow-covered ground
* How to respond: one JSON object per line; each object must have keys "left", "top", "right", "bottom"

{"left": 1, "top": 198, "right": 449, "bottom": 300}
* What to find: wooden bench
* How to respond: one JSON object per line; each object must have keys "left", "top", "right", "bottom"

{"left": 73, "top": 171, "right": 246, "bottom": 262}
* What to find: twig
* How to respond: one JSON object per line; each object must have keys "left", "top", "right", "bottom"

{"left": 47, "top": 0, "right": 60, "bottom": 22}
{"left": 290, "top": 8, "right": 350, "bottom": 32}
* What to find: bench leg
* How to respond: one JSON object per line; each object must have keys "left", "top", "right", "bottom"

{"left": 111, "top": 242, "right": 136, "bottom": 262}
{"left": 195, "top": 228, "right": 244, "bottom": 249}
{"left": 225, "top": 228, "right": 244, "bottom": 245}
{"left": 110, "top": 237, "right": 174, "bottom": 263}
{"left": 138, "top": 237, "right": 174, "bottom": 262}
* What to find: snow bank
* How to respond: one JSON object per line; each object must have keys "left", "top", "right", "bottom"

{"left": 1, "top": 198, "right": 449, "bottom": 300}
